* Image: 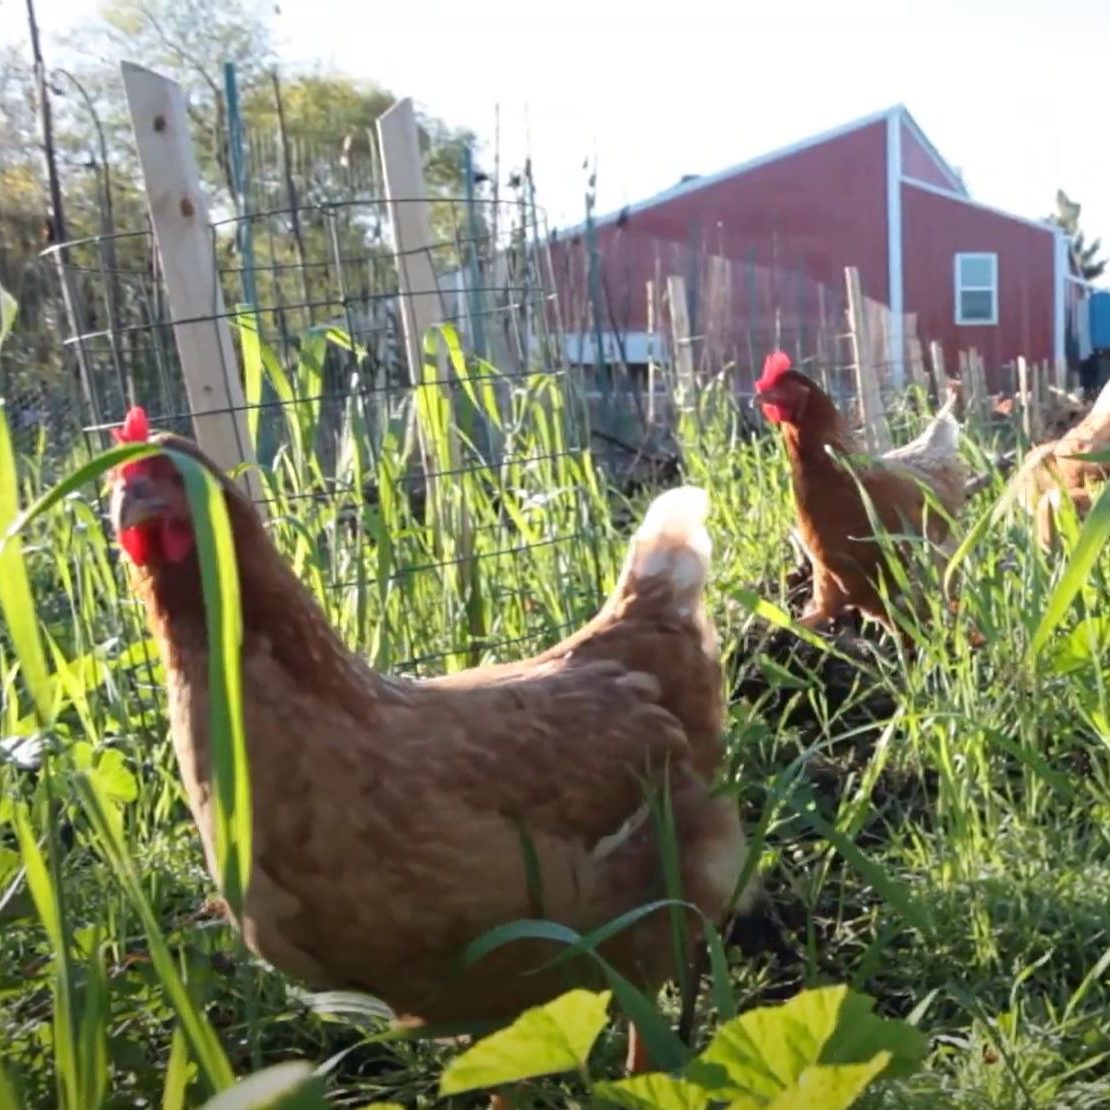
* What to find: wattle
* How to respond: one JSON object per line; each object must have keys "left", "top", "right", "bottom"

{"left": 160, "top": 519, "right": 195, "bottom": 562}
{"left": 118, "top": 521, "right": 194, "bottom": 566}
{"left": 120, "top": 525, "right": 154, "bottom": 566}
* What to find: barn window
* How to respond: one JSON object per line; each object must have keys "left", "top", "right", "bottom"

{"left": 954, "top": 252, "right": 998, "bottom": 325}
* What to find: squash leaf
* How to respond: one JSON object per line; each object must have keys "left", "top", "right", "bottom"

{"left": 684, "top": 985, "right": 925, "bottom": 1107}
{"left": 594, "top": 1073, "right": 708, "bottom": 1109}
{"left": 439, "top": 989, "right": 611, "bottom": 1096}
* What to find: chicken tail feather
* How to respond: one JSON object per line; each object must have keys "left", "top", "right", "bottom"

{"left": 617, "top": 486, "right": 712, "bottom": 613}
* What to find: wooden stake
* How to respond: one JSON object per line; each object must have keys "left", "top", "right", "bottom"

{"left": 376, "top": 98, "right": 444, "bottom": 387}
{"left": 121, "top": 62, "right": 263, "bottom": 507}
{"left": 927, "top": 340, "right": 947, "bottom": 400}
{"left": 844, "top": 266, "right": 890, "bottom": 452}
{"left": 377, "top": 97, "right": 469, "bottom": 575}
{"left": 666, "top": 274, "right": 695, "bottom": 411}
{"left": 904, "top": 313, "right": 927, "bottom": 395}
{"left": 967, "top": 348, "right": 988, "bottom": 419}
{"left": 1016, "top": 356, "right": 1040, "bottom": 441}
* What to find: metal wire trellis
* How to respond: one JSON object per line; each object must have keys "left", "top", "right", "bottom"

{"left": 41, "top": 192, "right": 613, "bottom": 690}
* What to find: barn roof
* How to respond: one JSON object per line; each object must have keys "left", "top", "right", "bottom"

{"left": 556, "top": 104, "right": 968, "bottom": 237}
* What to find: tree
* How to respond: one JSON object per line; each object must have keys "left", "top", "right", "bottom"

{"left": 1051, "top": 188, "right": 1106, "bottom": 282}
{"left": 1, "top": 0, "right": 487, "bottom": 429}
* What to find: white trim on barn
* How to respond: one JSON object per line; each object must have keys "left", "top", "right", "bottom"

{"left": 901, "top": 176, "right": 1057, "bottom": 235}
{"left": 885, "top": 110, "right": 906, "bottom": 388}
{"left": 1054, "top": 227, "right": 1068, "bottom": 373}
{"left": 561, "top": 330, "right": 667, "bottom": 366}
{"left": 896, "top": 107, "right": 968, "bottom": 197}
{"left": 559, "top": 106, "right": 896, "bottom": 237}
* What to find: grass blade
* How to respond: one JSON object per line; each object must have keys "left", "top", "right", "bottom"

{"left": 74, "top": 771, "right": 235, "bottom": 1094}
{"left": 1028, "top": 480, "right": 1110, "bottom": 662}
{"left": 13, "top": 802, "right": 80, "bottom": 1109}
{"left": 167, "top": 448, "right": 251, "bottom": 917}
{"left": 0, "top": 399, "right": 53, "bottom": 724}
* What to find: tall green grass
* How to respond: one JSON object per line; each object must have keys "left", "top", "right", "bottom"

{"left": 3, "top": 297, "right": 1110, "bottom": 1106}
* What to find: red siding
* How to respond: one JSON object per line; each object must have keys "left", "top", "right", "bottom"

{"left": 900, "top": 121, "right": 956, "bottom": 190}
{"left": 548, "top": 120, "right": 889, "bottom": 372}
{"left": 901, "top": 181, "right": 1056, "bottom": 386}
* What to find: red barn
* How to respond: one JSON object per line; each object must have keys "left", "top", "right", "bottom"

{"left": 545, "top": 105, "right": 1086, "bottom": 393}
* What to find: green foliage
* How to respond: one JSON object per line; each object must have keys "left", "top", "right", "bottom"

{"left": 443, "top": 985, "right": 923, "bottom": 1108}
{"left": 1050, "top": 189, "right": 1107, "bottom": 281}
{"left": 0, "top": 295, "right": 53, "bottom": 727}
{"left": 440, "top": 989, "right": 612, "bottom": 1095}
{"left": 4, "top": 315, "right": 1110, "bottom": 1107}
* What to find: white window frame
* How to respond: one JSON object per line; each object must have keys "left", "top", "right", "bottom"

{"left": 954, "top": 252, "right": 999, "bottom": 326}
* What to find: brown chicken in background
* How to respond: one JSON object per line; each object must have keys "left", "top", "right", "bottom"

{"left": 106, "top": 407, "right": 755, "bottom": 1068}
{"left": 1007, "top": 383, "right": 1110, "bottom": 549}
{"left": 755, "top": 352, "right": 968, "bottom": 631}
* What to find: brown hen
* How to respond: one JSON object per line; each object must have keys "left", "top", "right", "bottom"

{"left": 106, "top": 409, "right": 755, "bottom": 1045}
{"left": 1008, "top": 383, "right": 1110, "bottom": 549}
{"left": 755, "top": 352, "right": 967, "bottom": 630}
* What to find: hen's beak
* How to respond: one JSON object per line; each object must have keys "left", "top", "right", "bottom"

{"left": 113, "top": 476, "right": 169, "bottom": 531}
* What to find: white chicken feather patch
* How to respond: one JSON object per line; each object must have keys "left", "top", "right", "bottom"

{"left": 625, "top": 486, "right": 712, "bottom": 612}
{"left": 882, "top": 392, "right": 962, "bottom": 465}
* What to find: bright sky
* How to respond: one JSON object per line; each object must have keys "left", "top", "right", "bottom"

{"left": 4, "top": 0, "right": 1109, "bottom": 263}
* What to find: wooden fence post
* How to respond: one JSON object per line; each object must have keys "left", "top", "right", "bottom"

{"left": 666, "top": 274, "right": 695, "bottom": 411}
{"left": 376, "top": 98, "right": 444, "bottom": 387}
{"left": 1016, "top": 356, "right": 1039, "bottom": 440}
{"left": 121, "top": 62, "right": 263, "bottom": 507}
{"left": 844, "top": 266, "right": 890, "bottom": 453}
{"left": 966, "top": 348, "right": 988, "bottom": 420}
{"left": 376, "top": 96, "right": 470, "bottom": 575}
{"left": 904, "top": 313, "right": 927, "bottom": 396}
{"left": 928, "top": 340, "right": 947, "bottom": 400}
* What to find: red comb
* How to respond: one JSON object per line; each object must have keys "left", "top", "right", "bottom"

{"left": 755, "top": 351, "right": 792, "bottom": 392}
{"left": 113, "top": 406, "right": 149, "bottom": 444}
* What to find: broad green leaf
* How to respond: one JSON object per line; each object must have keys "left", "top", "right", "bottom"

{"left": 90, "top": 748, "right": 139, "bottom": 805}
{"left": 818, "top": 991, "right": 927, "bottom": 1079}
{"left": 1028, "top": 480, "right": 1110, "bottom": 661}
{"left": 0, "top": 399, "right": 52, "bottom": 725}
{"left": 461, "top": 918, "right": 690, "bottom": 1072}
{"left": 439, "top": 989, "right": 611, "bottom": 1095}
{"left": 198, "top": 1062, "right": 327, "bottom": 1109}
{"left": 689, "top": 986, "right": 924, "bottom": 1106}
{"left": 756, "top": 1056, "right": 891, "bottom": 1110}
{"left": 594, "top": 1073, "right": 708, "bottom": 1109}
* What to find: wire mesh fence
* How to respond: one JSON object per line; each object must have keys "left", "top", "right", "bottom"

{"left": 37, "top": 191, "right": 620, "bottom": 682}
